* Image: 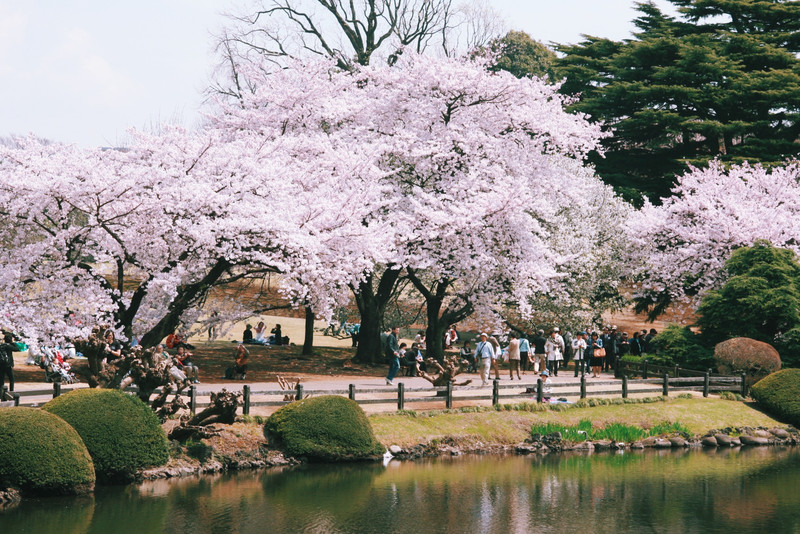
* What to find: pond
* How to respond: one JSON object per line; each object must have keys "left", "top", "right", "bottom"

{"left": 3, "top": 447, "right": 800, "bottom": 533}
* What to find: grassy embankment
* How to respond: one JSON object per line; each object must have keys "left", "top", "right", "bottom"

{"left": 369, "top": 398, "right": 783, "bottom": 447}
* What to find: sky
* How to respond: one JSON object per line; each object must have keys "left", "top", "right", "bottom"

{"left": 0, "top": 0, "right": 677, "bottom": 147}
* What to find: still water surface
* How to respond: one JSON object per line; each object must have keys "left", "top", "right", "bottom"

{"left": 3, "top": 447, "right": 800, "bottom": 534}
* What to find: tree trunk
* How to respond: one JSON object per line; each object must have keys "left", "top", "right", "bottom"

{"left": 352, "top": 269, "right": 402, "bottom": 363}
{"left": 302, "top": 306, "right": 314, "bottom": 356}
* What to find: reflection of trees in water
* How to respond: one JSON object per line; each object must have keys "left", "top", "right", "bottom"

{"left": 8, "top": 448, "right": 800, "bottom": 533}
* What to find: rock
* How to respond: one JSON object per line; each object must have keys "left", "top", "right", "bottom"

{"left": 613, "top": 442, "right": 626, "bottom": 450}
{"left": 642, "top": 436, "right": 658, "bottom": 447}
{"left": 654, "top": 438, "right": 673, "bottom": 449}
{"left": 769, "top": 429, "right": 790, "bottom": 439}
{"left": 714, "top": 434, "right": 732, "bottom": 446}
{"left": 668, "top": 437, "right": 687, "bottom": 448}
{"left": 731, "top": 438, "right": 741, "bottom": 447}
{"left": 739, "top": 435, "right": 769, "bottom": 446}
{"left": 701, "top": 436, "right": 718, "bottom": 447}
{"left": 630, "top": 441, "right": 645, "bottom": 450}
{"left": 389, "top": 445, "right": 403, "bottom": 454}
{"left": 530, "top": 433, "right": 542, "bottom": 443}
{"left": 754, "top": 430, "right": 772, "bottom": 439}
{"left": 592, "top": 440, "right": 613, "bottom": 450}
{"left": 515, "top": 444, "right": 538, "bottom": 455}
{"left": 572, "top": 441, "right": 595, "bottom": 451}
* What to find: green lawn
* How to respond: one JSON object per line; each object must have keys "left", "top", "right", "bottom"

{"left": 370, "top": 398, "right": 782, "bottom": 447}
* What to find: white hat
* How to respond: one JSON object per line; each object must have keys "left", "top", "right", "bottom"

{"left": 480, "top": 332, "right": 488, "bottom": 337}
{"left": 553, "top": 327, "right": 560, "bottom": 332}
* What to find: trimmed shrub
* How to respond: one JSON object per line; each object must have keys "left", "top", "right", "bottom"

{"left": 265, "top": 396, "right": 384, "bottom": 461}
{"left": 43, "top": 389, "right": 169, "bottom": 484}
{"left": 648, "top": 324, "right": 714, "bottom": 369}
{"left": 714, "top": 337, "right": 781, "bottom": 382}
{"left": 0, "top": 408, "right": 95, "bottom": 495}
{"left": 750, "top": 368, "right": 800, "bottom": 427}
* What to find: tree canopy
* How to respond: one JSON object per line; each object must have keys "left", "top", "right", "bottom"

{"left": 555, "top": 0, "right": 800, "bottom": 202}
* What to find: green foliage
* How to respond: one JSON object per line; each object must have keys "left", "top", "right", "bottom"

{"left": 185, "top": 441, "right": 213, "bottom": 464}
{"left": 648, "top": 324, "right": 714, "bottom": 369}
{"left": 43, "top": 389, "right": 169, "bottom": 484}
{"left": 554, "top": 0, "right": 800, "bottom": 201}
{"left": 530, "top": 419, "right": 688, "bottom": 443}
{"left": 265, "top": 396, "right": 384, "bottom": 461}
{"left": 490, "top": 30, "right": 557, "bottom": 79}
{"left": 750, "top": 368, "right": 800, "bottom": 427}
{"left": 0, "top": 408, "right": 95, "bottom": 495}
{"left": 698, "top": 243, "right": 800, "bottom": 347}
{"left": 719, "top": 391, "right": 744, "bottom": 401}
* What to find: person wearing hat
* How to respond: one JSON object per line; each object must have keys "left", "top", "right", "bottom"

{"left": 473, "top": 333, "right": 495, "bottom": 386}
{"left": 539, "top": 369, "right": 552, "bottom": 402}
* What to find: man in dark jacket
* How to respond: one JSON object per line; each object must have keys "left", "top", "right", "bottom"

{"left": 0, "top": 333, "right": 18, "bottom": 395}
{"left": 385, "top": 326, "right": 401, "bottom": 385}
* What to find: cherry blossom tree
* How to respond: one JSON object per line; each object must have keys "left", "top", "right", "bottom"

{"left": 209, "top": 52, "right": 611, "bottom": 361}
{"left": 628, "top": 160, "right": 800, "bottom": 320}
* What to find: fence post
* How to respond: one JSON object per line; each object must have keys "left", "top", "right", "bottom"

{"left": 614, "top": 356, "right": 621, "bottom": 379}
{"left": 662, "top": 372, "right": 669, "bottom": 397}
{"left": 295, "top": 384, "right": 304, "bottom": 401}
{"left": 53, "top": 382, "right": 61, "bottom": 398}
{"left": 446, "top": 381, "right": 453, "bottom": 409}
{"left": 622, "top": 375, "right": 628, "bottom": 398}
{"left": 492, "top": 380, "right": 499, "bottom": 406}
{"left": 580, "top": 375, "right": 586, "bottom": 399}
{"left": 643, "top": 359, "right": 648, "bottom": 380}
{"left": 189, "top": 385, "right": 197, "bottom": 415}
{"left": 13, "top": 392, "right": 19, "bottom": 407}
{"left": 243, "top": 385, "right": 250, "bottom": 415}
{"left": 349, "top": 384, "right": 356, "bottom": 401}
{"left": 536, "top": 378, "right": 543, "bottom": 403}
{"left": 674, "top": 364, "right": 680, "bottom": 378}
{"left": 703, "top": 373, "right": 709, "bottom": 398}
{"left": 740, "top": 372, "right": 748, "bottom": 397}
{"left": 397, "top": 383, "right": 405, "bottom": 411}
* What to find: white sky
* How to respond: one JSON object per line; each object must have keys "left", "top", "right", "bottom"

{"left": 0, "top": 0, "right": 676, "bottom": 147}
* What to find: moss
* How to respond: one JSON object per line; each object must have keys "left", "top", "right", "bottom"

{"left": 43, "top": 389, "right": 169, "bottom": 484}
{"left": 265, "top": 396, "right": 384, "bottom": 461}
{"left": 0, "top": 408, "right": 95, "bottom": 496}
{"left": 750, "top": 368, "right": 800, "bottom": 427}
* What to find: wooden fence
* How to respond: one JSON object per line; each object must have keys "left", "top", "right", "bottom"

{"left": 2, "top": 372, "right": 745, "bottom": 414}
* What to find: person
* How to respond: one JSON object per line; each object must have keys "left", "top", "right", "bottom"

{"left": 165, "top": 331, "right": 183, "bottom": 349}
{"left": 460, "top": 340, "right": 475, "bottom": 372}
{"left": 518, "top": 334, "right": 531, "bottom": 374}
{"left": 242, "top": 324, "right": 254, "bottom": 344}
{"left": 444, "top": 326, "right": 458, "bottom": 349}
{"left": 589, "top": 332, "right": 605, "bottom": 378}
{"left": 644, "top": 328, "right": 658, "bottom": 353}
{"left": 385, "top": 326, "right": 401, "bottom": 385}
{"left": 254, "top": 321, "right": 267, "bottom": 344}
{"left": 572, "top": 331, "right": 587, "bottom": 376}
{"left": 488, "top": 334, "right": 502, "bottom": 380}
{"left": 619, "top": 331, "right": 630, "bottom": 356}
{"left": 630, "top": 331, "right": 644, "bottom": 356}
{"left": 0, "top": 334, "right": 17, "bottom": 395}
{"left": 413, "top": 331, "right": 426, "bottom": 350}
{"left": 175, "top": 345, "right": 199, "bottom": 383}
{"left": 507, "top": 333, "right": 521, "bottom": 380}
{"left": 539, "top": 369, "right": 553, "bottom": 403}
{"left": 233, "top": 344, "right": 249, "bottom": 379}
{"left": 270, "top": 324, "right": 283, "bottom": 345}
{"left": 473, "top": 333, "right": 495, "bottom": 386}
{"left": 545, "top": 328, "right": 563, "bottom": 377}
{"left": 532, "top": 329, "right": 547, "bottom": 373}
{"left": 104, "top": 330, "right": 123, "bottom": 364}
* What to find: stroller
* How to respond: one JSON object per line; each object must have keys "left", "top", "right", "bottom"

{"left": 40, "top": 346, "right": 78, "bottom": 384}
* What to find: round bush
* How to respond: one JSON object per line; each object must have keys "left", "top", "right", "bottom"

{"left": 0, "top": 408, "right": 95, "bottom": 495}
{"left": 43, "top": 388, "right": 169, "bottom": 484}
{"left": 751, "top": 368, "right": 800, "bottom": 427}
{"left": 265, "top": 396, "right": 384, "bottom": 461}
{"left": 714, "top": 337, "right": 781, "bottom": 381}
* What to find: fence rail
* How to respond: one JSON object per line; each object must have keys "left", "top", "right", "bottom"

{"left": 2, "top": 371, "right": 745, "bottom": 414}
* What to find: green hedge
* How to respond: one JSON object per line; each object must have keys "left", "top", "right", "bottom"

{"left": 0, "top": 408, "right": 95, "bottom": 495}
{"left": 265, "top": 396, "right": 384, "bottom": 461}
{"left": 43, "top": 389, "right": 169, "bottom": 484}
{"left": 750, "top": 368, "right": 800, "bottom": 427}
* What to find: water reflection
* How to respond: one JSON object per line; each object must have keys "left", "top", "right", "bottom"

{"left": 2, "top": 447, "right": 800, "bottom": 533}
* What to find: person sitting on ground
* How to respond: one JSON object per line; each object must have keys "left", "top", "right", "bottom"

{"left": 243, "top": 324, "right": 254, "bottom": 344}
{"left": 413, "top": 331, "right": 426, "bottom": 350}
{"left": 540, "top": 369, "right": 553, "bottom": 403}
{"left": 175, "top": 345, "right": 199, "bottom": 383}
{"left": 233, "top": 343, "right": 249, "bottom": 379}
{"left": 270, "top": 324, "right": 283, "bottom": 345}
{"left": 460, "top": 340, "right": 475, "bottom": 372}
{"left": 254, "top": 321, "right": 266, "bottom": 344}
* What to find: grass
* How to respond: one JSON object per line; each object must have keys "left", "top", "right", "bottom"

{"left": 369, "top": 397, "right": 782, "bottom": 447}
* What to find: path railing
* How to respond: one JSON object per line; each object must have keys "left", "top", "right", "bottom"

{"left": 3, "top": 372, "right": 745, "bottom": 414}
